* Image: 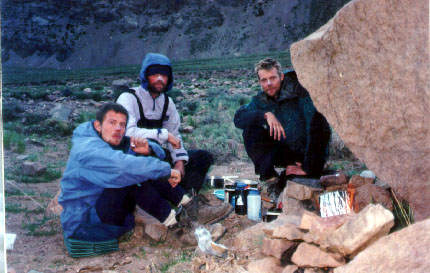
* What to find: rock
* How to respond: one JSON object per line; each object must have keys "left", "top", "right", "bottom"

{"left": 210, "top": 242, "right": 228, "bottom": 257}
{"left": 61, "top": 88, "right": 72, "bottom": 97}
{"left": 349, "top": 175, "right": 373, "bottom": 188}
{"left": 49, "top": 103, "right": 72, "bottom": 122}
{"left": 282, "top": 265, "right": 298, "bottom": 273}
{"left": 290, "top": 0, "right": 430, "bottom": 220}
{"left": 291, "top": 243, "right": 345, "bottom": 268}
{"left": 320, "top": 172, "right": 348, "bottom": 187}
{"left": 247, "top": 257, "right": 283, "bottom": 273}
{"left": 353, "top": 184, "right": 393, "bottom": 212}
{"left": 262, "top": 214, "right": 302, "bottom": 236}
{"left": 180, "top": 126, "right": 194, "bottom": 134}
{"left": 334, "top": 219, "right": 430, "bottom": 273}
{"left": 308, "top": 213, "right": 354, "bottom": 246}
{"left": 281, "top": 194, "right": 306, "bottom": 217}
{"left": 286, "top": 180, "right": 322, "bottom": 201}
{"left": 272, "top": 223, "right": 304, "bottom": 241}
{"left": 304, "top": 268, "right": 327, "bottom": 273}
{"left": 21, "top": 161, "right": 46, "bottom": 176}
{"left": 46, "top": 189, "right": 63, "bottom": 216}
{"left": 324, "top": 204, "right": 394, "bottom": 256}
{"left": 233, "top": 222, "right": 266, "bottom": 253}
{"left": 83, "top": 88, "right": 92, "bottom": 93}
{"left": 299, "top": 211, "right": 320, "bottom": 230}
{"left": 360, "top": 170, "right": 376, "bottom": 179}
{"left": 16, "top": 155, "right": 29, "bottom": 161}
{"left": 112, "top": 79, "right": 130, "bottom": 91}
{"left": 262, "top": 238, "right": 296, "bottom": 259}
{"left": 134, "top": 208, "right": 167, "bottom": 241}
{"left": 133, "top": 225, "right": 144, "bottom": 238}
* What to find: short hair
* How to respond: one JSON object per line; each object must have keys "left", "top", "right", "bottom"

{"left": 96, "top": 103, "right": 129, "bottom": 124}
{"left": 255, "top": 58, "right": 282, "bottom": 79}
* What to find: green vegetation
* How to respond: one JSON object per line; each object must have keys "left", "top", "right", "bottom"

{"left": 22, "top": 216, "right": 59, "bottom": 236}
{"left": 3, "top": 130, "right": 26, "bottom": 153}
{"left": 391, "top": 190, "right": 414, "bottom": 232}
{"left": 159, "top": 251, "right": 192, "bottom": 273}
{"left": 6, "top": 167, "right": 62, "bottom": 184}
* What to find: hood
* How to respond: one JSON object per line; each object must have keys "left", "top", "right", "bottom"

{"left": 254, "top": 70, "right": 300, "bottom": 106}
{"left": 139, "top": 53, "right": 174, "bottom": 92}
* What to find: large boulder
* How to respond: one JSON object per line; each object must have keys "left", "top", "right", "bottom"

{"left": 290, "top": 0, "right": 430, "bottom": 220}
{"left": 334, "top": 219, "right": 430, "bottom": 273}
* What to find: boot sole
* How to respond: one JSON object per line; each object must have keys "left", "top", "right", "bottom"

{"left": 202, "top": 206, "right": 234, "bottom": 225}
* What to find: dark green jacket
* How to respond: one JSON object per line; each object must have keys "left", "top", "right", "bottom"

{"left": 234, "top": 71, "right": 330, "bottom": 175}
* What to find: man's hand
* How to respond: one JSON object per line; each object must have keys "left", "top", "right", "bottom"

{"left": 130, "top": 137, "right": 150, "bottom": 155}
{"left": 264, "top": 112, "right": 286, "bottom": 141}
{"left": 167, "top": 132, "right": 181, "bottom": 149}
{"left": 174, "top": 160, "right": 185, "bottom": 178}
{"left": 168, "top": 169, "right": 182, "bottom": 188}
{"left": 286, "top": 162, "right": 307, "bottom": 176}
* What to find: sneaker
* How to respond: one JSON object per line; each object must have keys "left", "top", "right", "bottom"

{"left": 183, "top": 195, "right": 234, "bottom": 225}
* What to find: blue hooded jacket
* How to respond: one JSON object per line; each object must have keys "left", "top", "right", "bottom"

{"left": 139, "top": 53, "right": 174, "bottom": 92}
{"left": 58, "top": 121, "right": 171, "bottom": 241}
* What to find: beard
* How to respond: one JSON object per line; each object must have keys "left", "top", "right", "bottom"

{"left": 148, "top": 81, "right": 168, "bottom": 94}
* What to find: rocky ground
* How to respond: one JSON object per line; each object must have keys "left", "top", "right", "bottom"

{"left": 3, "top": 71, "right": 360, "bottom": 272}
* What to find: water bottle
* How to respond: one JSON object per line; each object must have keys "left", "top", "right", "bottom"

{"left": 234, "top": 182, "right": 247, "bottom": 215}
{"left": 247, "top": 189, "right": 261, "bottom": 221}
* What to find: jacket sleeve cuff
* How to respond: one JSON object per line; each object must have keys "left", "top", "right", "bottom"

{"left": 157, "top": 129, "right": 169, "bottom": 143}
{"left": 171, "top": 151, "right": 189, "bottom": 164}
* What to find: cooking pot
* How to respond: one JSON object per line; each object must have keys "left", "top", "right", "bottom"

{"left": 234, "top": 179, "right": 259, "bottom": 188}
{"left": 205, "top": 176, "right": 238, "bottom": 188}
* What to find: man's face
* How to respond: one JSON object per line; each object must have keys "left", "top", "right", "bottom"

{"left": 258, "top": 67, "right": 284, "bottom": 98}
{"left": 147, "top": 73, "right": 169, "bottom": 94}
{"left": 94, "top": 110, "right": 127, "bottom": 146}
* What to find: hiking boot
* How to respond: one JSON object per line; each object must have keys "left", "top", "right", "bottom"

{"left": 183, "top": 195, "right": 233, "bottom": 225}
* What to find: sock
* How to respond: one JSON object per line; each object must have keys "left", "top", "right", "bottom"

{"left": 178, "top": 194, "right": 192, "bottom": 206}
{"left": 162, "top": 209, "right": 177, "bottom": 227}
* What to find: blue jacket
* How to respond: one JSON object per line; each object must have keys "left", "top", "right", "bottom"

{"left": 58, "top": 121, "right": 171, "bottom": 241}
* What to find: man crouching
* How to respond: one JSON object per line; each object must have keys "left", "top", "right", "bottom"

{"left": 59, "top": 103, "right": 217, "bottom": 245}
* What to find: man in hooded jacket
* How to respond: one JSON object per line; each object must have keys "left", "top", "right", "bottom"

{"left": 117, "top": 53, "right": 233, "bottom": 225}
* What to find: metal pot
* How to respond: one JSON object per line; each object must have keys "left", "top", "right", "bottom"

{"left": 234, "top": 179, "right": 259, "bottom": 188}
{"left": 206, "top": 176, "right": 224, "bottom": 188}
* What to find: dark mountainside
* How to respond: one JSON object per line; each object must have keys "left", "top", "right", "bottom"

{"left": 1, "top": 0, "right": 350, "bottom": 69}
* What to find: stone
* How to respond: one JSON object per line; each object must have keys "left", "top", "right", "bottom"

{"left": 334, "top": 219, "right": 430, "bottom": 273}
{"left": 46, "top": 189, "right": 63, "bottom": 216}
{"left": 180, "top": 126, "right": 194, "bottom": 134}
{"left": 272, "top": 223, "right": 304, "bottom": 241}
{"left": 49, "top": 103, "right": 72, "bottom": 122}
{"left": 324, "top": 204, "right": 394, "bottom": 256}
{"left": 282, "top": 265, "right": 298, "bottom": 273}
{"left": 112, "top": 79, "right": 130, "bottom": 91}
{"left": 21, "top": 161, "right": 46, "bottom": 176}
{"left": 349, "top": 175, "right": 373, "bottom": 188}
{"left": 83, "top": 88, "right": 92, "bottom": 93}
{"left": 325, "top": 184, "right": 348, "bottom": 192}
{"left": 308, "top": 213, "right": 353, "bottom": 246}
{"left": 304, "top": 269, "right": 327, "bottom": 273}
{"left": 233, "top": 222, "right": 266, "bottom": 253}
{"left": 353, "top": 184, "right": 393, "bottom": 212}
{"left": 320, "top": 172, "right": 348, "bottom": 187}
{"left": 262, "top": 238, "right": 296, "bottom": 259}
{"left": 360, "top": 170, "right": 376, "bottom": 180}
{"left": 134, "top": 208, "right": 167, "bottom": 241}
{"left": 281, "top": 190, "right": 307, "bottom": 217}
{"left": 16, "top": 155, "right": 29, "bottom": 160}
{"left": 299, "top": 211, "right": 319, "bottom": 230}
{"left": 247, "top": 257, "right": 283, "bottom": 273}
{"left": 262, "top": 214, "right": 302, "bottom": 236}
{"left": 291, "top": 243, "right": 345, "bottom": 268}
{"left": 290, "top": 0, "right": 430, "bottom": 220}
{"left": 286, "top": 180, "right": 322, "bottom": 201}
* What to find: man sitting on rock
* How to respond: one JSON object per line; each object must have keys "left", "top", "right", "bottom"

{"left": 59, "top": 103, "right": 223, "bottom": 245}
{"left": 117, "top": 53, "right": 233, "bottom": 222}
{"left": 234, "top": 58, "right": 331, "bottom": 196}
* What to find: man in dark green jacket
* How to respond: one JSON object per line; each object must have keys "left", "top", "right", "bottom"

{"left": 234, "top": 58, "right": 330, "bottom": 189}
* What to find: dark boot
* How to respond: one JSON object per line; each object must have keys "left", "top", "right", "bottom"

{"left": 183, "top": 194, "right": 233, "bottom": 225}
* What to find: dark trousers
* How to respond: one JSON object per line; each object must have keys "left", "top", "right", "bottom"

{"left": 165, "top": 149, "right": 213, "bottom": 194}
{"left": 95, "top": 180, "right": 184, "bottom": 225}
{"left": 242, "top": 125, "right": 328, "bottom": 181}
{"left": 243, "top": 125, "right": 301, "bottom": 180}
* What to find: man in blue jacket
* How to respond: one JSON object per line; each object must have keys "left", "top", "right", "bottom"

{"left": 59, "top": 103, "right": 195, "bottom": 242}
{"left": 234, "top": 58, "right": 331, "bottom": 193}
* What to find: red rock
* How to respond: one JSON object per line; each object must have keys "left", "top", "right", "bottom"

{"left": 272, "top": 223, "right": 304, "bottom": 241}
{"left": 262, "top": 238, "right": 296, "bottom": 259}
{"left": 291, "top": 0, "right": 430, "bottom": 221}
{"left": 320, "top": 173, "right": 348, "bottom": 187}
{"left": 349, "top": 175, "right": 374, "bottom": 188}
{"left": 308, "top": 213, "right": 353, "bottom": 246}
{"left": 286, "top": 180, "right": 322, "bottom": 201}
{"left": 247, "top": 257, "right": 283, "bottom": 273}
{"left": 353, "top": 184, "right": 393, "bottom": 212}
{"left": 291, "top": 243, "right": 345, "bottom": 268}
